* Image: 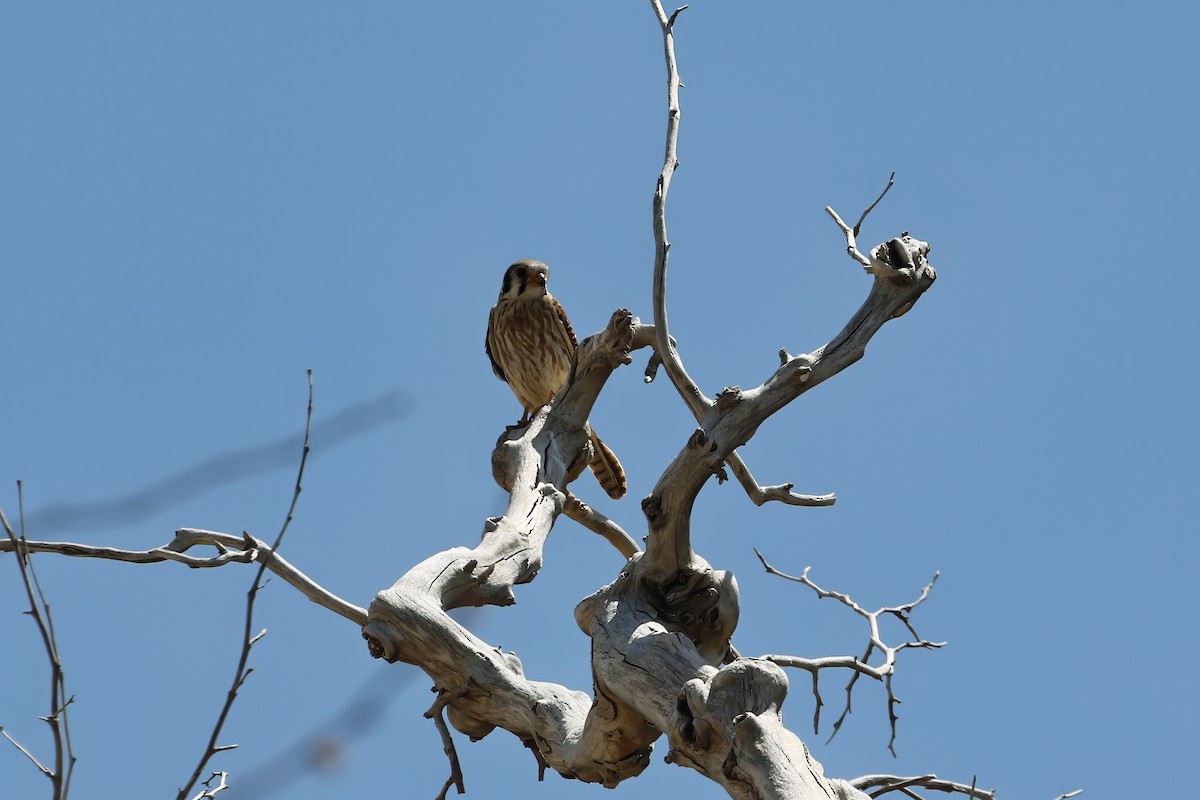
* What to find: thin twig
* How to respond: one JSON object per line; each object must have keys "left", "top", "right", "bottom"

{"left": 756, "top": 549, "right": 945, "bottom": 754}
{"left": 827, "top": 171, "right": 897, "bottom": 269}
{"left": 189, "top": 771, "right": 231, "bottom": 799}
{"left": 425, "top": 689, "right": 466, "bottom": 799}
{"left": 854, "top": 172, "right": 895, "bottom": 236}
{"left": 851, "top": 774, "right": 996, "bottom": 800}
{"left": 563, "top": 491, "right": 640, "bottom": 558}
{"left": 176, "top": 371, "right": 315, "bottom": 800}
{"left": 1, "top": 488, "right": 75, "bottom": 799}
{"left": 0, "top": 726, "right": 52, "bottom": 775}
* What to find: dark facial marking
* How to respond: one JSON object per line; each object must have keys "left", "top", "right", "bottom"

{"left": 501, "top": 265, "right": 529, "bottom": 296}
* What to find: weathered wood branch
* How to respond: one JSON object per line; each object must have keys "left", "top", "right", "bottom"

{"left": 0, "top": 529, "right": 368, "bottom": 626}
{"left": 363, "top": 310, "right": 664, "bottom": 786}
{"left": 639, "top": 231, "right": 935, "bottom": 588}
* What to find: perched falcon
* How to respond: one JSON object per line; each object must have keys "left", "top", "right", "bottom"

{"left": 486, "top": 259, "right": 627, "bottom": 500}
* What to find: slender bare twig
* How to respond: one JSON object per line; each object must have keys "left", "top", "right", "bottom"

{"left": 851, "top": 774, "right": 995, "bottom": 800}
{"left": 21, "top": 481, "right": 76, "bottom": 797}
{"left": 756, "top": 549, "right": 945, "bottom": 754}
{"left": 827, "top": 172, "right": 896, "bottom": 269}
{"left": 648, "top": 0, "right": 829, "bottom": 510}
{"left": 1052, "top": 791, "right": 1083, "bottom": 799}
{"left": 0, "top": 726, "right": 51, "bottom": 775}
{"left": 1, "top": 486, "right": 75, "bottom": 799}
{"left": 563, "top": 491, "right": 640, "bottom": 558}
{"left": 854, "top": 172, "right": 895, "bottom": 237}
{"left": 176, "top": 371, "right": 315, "bottom": 800}
{"left": 189, "top": 771, "right": 230, "bottom": 799}
{"left": 425, "top": 689, "right": 466, "bottom": 799}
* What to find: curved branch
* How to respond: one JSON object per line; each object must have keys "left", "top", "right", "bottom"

{"left": 0, "top": 530, "right": 368, "bottom": 626}
{"left": 650, "top": 1, "right": 709, "bottom": 419}
{"left": 563, "top": 491, "right": 640, "bottom": 559}
{"left": 850, "top": 774, "right": 996, "bottom": 800}
{"left": 725, "top": 454, "right": 836, "bottom": 507}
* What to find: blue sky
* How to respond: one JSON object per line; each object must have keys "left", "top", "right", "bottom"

{"left": 2, "top": 2, "right": 1195, "bottom": 798}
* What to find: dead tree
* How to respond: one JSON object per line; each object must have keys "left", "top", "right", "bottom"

{"left": 8, "top": 4, "right": 1046, "bottom": 800}
{"left": 360, "top": 4, "right": 936, "bottom": 799}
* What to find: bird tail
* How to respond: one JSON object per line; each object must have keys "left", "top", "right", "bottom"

{"left": 588, "top": 429, "right": 627, "bottom": 500}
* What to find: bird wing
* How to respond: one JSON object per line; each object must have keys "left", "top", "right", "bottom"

{"left": 550, "top": 295, "right": 578, "bottom": 351}
{"left": 485, "top": 306, "right": 507, "bottom": 382}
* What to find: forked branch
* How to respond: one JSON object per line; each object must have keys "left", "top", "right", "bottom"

{"left": 0, "top": 487, "right": 76, "bottom": 800}
{"left": 850, "top": 773, "right": 995, "bottom": 799}
{"left": 756, "top": 549, "right": 944, "bottom": 755}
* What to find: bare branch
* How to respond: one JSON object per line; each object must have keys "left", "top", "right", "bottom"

{"left": 649, "top": 0, "right": 709, "bottom": 421}
{"left": 826, "top": 206, "right": 873, "bottom": 268}
{"left": 177, "top": 370, "right": 316, "bottom": 800}
{"left": 827, "top": 172, "right": 895, "bottom": 268}
{"left": 0, "top": 726, "right": 52, "bottom": 776}
{"left": 425, "top": 689, "right": 466, "bottom": 799}
{"left": 756, "top": 549, "right": 944, "bottom": 754}
{"left": 725, "top": 454, "right": 836, "bottom": 507}
{"left": 563, "top": 491, "right": 640, "bottom": 559}
{"left": 1, "top": 490, "right": 75, "bottom": 799}
{"left": 188, "top": 771, "right": 230, "bottom": 800}
{"left": 854, "top": 172, "right": 896, "bottom": 236}
{"left": 0, "top": 531, "right": 367, "bottom": 626}
{"left": 850, "top": 774, "right": 996, "bottom": 800}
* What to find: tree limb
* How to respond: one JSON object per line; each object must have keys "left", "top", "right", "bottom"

{"left": 850, "top": 774, "right": 995, "bottom": 799}
{"left": 1, "top": 490, "right": 76, "bottom": 800}
{"left": 563, "top": 491, "right": 640, "bottom": 559}
{"left": 0, "top": 530, "right": 367, "bottom": 626}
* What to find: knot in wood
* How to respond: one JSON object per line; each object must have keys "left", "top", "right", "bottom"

{"left": 714, "top": 386, "right": 742, "bottom": 411}
{"left": 641, "top": 494, "right": 663, "bottom": 522}
{"left": 869, "top": 233, "right": 933, "bottom": 286}
{"left": 363, "top": 631, "right": 385, "bottom": 659}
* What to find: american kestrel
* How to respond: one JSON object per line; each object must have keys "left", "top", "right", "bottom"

{"left": 486, "top": 259, "right": 627, "bottom": 500}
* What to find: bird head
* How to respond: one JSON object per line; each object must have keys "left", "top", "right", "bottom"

{"left": 499, "top": 259, "right": 550, "bottom": 300}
